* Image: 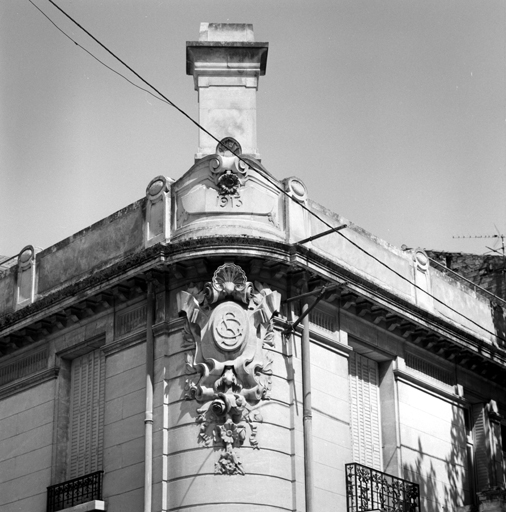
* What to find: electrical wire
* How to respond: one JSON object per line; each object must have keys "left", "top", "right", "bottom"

{"left": 28, "top": 0, "right": 170, "bottom": 107}
{"left": 45, "top": 0, "right": 231, "bottom": 152}
{"left": 30, "top": 0, "right": 506, "bottom": 346}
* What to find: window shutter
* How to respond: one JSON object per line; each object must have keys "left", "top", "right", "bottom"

{"left": 349, "top": 352, "right": 382, "bottom": 470}
{"left": 502, "top": 423, "right": 506, "bottom": 486}
{"left": 69, "top": 349, "right": 105, "bottom": 478}
{"left": 472, "top": 403, "right": 491, "bottom": 491}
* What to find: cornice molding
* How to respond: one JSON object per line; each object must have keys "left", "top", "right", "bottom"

{"left": 310, "top": 331, "right": 353, "bottom": 358}
{"left": 158, "top": 318, "right": 186, "bottom": 336}
{"left": 102, "top": 330, "right": 146, "bottom": 357}
{"left": 0, "top": 247, "right": 162, "bottom": 335}
{"left": 394, "top": 368, "right": 465, "bottom": 407}
{"left": 0, "top": 367, "right": 59, "bottom": 401}
{"left": 0, "top": 236, "right": 504, "bottom": 380}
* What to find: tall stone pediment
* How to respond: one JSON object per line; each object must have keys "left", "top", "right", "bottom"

{"left": 172, "top": 138, "right": 285, "bottom": 241}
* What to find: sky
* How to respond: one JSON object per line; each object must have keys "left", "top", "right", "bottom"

{"left": 1, "top": 0, "right": 505, "bottom": 258}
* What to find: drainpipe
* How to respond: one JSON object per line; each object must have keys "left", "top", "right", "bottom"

{"left": 144, "top": 277, "right": 155, "bottom": 512}
{"left": 285, "top": 282, "right": 340, "bottom": 511}
{"left": 301, "top": 279, "right": 314, "bottom": 512}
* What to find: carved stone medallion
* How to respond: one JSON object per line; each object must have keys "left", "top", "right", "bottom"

{"left": 212, "top": 303, "right": 248, "bottom": 352}
{"left": 177, "top": 263, "right": 280, "bottom": 475}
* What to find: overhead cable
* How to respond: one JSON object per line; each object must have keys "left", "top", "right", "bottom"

{"left": 31, "top": 0, "right": 506, "bottom": 345}
{"left": 29, "top": 0, "right": 170, "bottom": 106}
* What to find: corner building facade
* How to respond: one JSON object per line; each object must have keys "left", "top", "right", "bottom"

{"left": 1, "top": 23, "right": 506, "bottom": 512}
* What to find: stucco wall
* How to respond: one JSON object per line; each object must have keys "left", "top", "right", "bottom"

{"left": 307, "top": 199, "right": 501, "bottom": 348}
{"left": 0, "top": 380, "right": 55, "bottom": 512}
{"left": 309, "top": 341, "right": 351, "bottom": 511}
{"left": 309, "top": 207, "right": 414, "bottom": 303}
{"left": 429, "top": 251, "right": 506, "bottom": 301}
{"left": 398, "top": 381, "right": 469, "bottom": 512}
{"left": 431, "top": 271, "right": 495, "bottom": 343}
{"left": 163, "top": 321, "right": 294, "bottom": 511}
{"left": 0, "top": 285, "right": 499, "bottom": 512}
{"left": 0, "top": 268, "right": 15, "bottom": 316}
{"left": 37, "top": 200, "right": 145, "bottom": 297}
{"left": 103, "top": 342, "right": 146, "bottom": 511}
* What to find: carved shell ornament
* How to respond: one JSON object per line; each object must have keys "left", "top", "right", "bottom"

{"left": 205, "top": 263, "right": 251, "bottom": 304}
{"left": 213, "top": 263, "right": 247, "bottom": 293}
{"left": 177, "top": 263, "right": 281, "bottom": 475}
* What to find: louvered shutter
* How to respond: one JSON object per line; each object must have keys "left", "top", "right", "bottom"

{"left": 349, "top": 351, "right": 382, "bottom": 470}
{"left": 502, "top": 424, "right": 506, "bottom": 486}
{"left": 69, "top": 349, "right": 105, "bottom": 478}
{"left": 472, "top": 403, "right": 491, "bottom": 491}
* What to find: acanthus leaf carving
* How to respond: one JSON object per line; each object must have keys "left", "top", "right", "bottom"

{"left": 177, "top": 263, "right": 281, "bottom": 475}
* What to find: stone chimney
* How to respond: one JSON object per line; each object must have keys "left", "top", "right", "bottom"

{"left": 186, "top": 23, "right": 268, "bottom": 160}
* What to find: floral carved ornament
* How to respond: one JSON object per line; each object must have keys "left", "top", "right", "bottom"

{"left": 177, "top": 263, "right": 280, "bottom": 475}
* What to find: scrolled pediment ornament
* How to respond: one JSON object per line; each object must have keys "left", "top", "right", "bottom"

{"left": 210, "top": 138, "right": 248, "bottom": 197}
{"left": 177, "top": 263, "right": 281, "bottom": 475}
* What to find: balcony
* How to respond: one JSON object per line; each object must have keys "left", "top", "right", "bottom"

{"left": 47, "top": 471, "right": 104, "bottom": 512}
{"left": 346, "top": 463, "right": 420, "bottom": 512}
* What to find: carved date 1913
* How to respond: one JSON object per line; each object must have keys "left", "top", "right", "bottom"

{"left": 218, "top": 194, "right": 243, "bottom": 208}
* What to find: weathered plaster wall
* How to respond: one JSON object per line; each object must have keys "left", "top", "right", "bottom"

{"left": 0, "top": 151, "right": 504, "bottom": 512}
{"left": 103, "top": 341, "right": 146, "bottom": 511}
{"left": 0, "top": 268, "right": 15, "bottom": 315}
{"left": 307, "top": 199, "right": 499, "bottom": 346}
{"left": 198, "top": 85, "right": 259, "bottom": 158}
{"left": 308, "top": 206, "right": 414, "bottom": 302}
{"left": 429, "top": 251, "right": 506, "bottom": 301}
{"left": 308, "top": 341, "right": 351, "bottom": 511}
{"left": 52, "top": 313, "right": 113, "bottom": 356}
{"left": 163, "top": 318, "right": 294, "bottom": 511}
{"left": 0, "top": 166, "right": 502, "bottom": 357}
{"left": 0, "top": 275, "right": 501, "bottom": 512}
{"left": 0, "top": 380, "right": 55, "bottom": 512}
{"left": 431, "top": 271, "right": 495, "bottom": 342}
{"left": 37, "top": 200, "right": 144, "bottom": 296}
{"left": 398, "top": 382, "right": 469, "bottom": 512}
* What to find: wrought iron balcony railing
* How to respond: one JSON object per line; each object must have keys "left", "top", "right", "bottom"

{"left": 47, "top": 471, "right": 103, "bottom": 512}
{"left": 346, "top": 463, "right": 420, "bottom": 512}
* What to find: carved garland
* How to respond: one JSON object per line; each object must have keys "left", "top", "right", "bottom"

{"left": 177, "top": 263, "right": 280, "bottom": 475}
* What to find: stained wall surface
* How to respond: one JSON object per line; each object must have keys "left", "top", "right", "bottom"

{"left": 103, "top": 342, "right": 146, "bottom": 511}
{"left": 163, "top": 318, "right": 295, "bottom": 511}
{"left": 0, "top": 380, "right": 55, "bottom": 512}
{"left": 399, "top": 382, "right": 469, "bottom": 512}
{"left": 0, "top": 285, "right": 502, "bottom": 512}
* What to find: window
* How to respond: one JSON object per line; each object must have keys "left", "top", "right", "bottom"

{"left": 68, "top": 349, "right": 105, "bottom": 478}
{"left": 472, "top": 400, "right": 504, "bottom": 491}
{"left": 464, "top": 407, "right": 477, "bottom": 506}
{"left": 349, "top": 351, "right": 382, "bottom": 470}
{"left": 472, "top": 403, "right": 489, "bottom": 490}
{"left": 49, "top": 341, "right": 106, "bottom": 511}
